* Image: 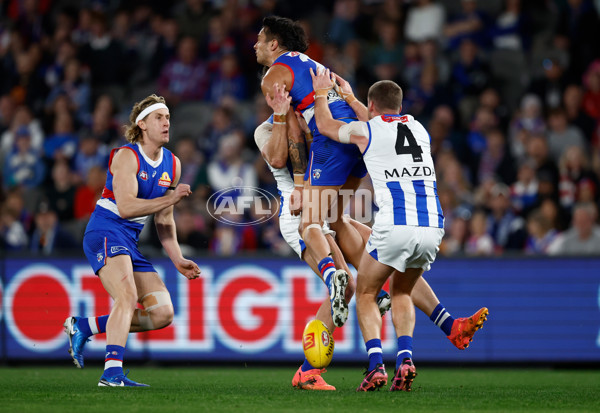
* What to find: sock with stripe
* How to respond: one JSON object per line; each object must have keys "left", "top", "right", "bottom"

{"left": 76, "top": 315, "right": 109, "bottom": 337}
{"left": 104, "top": 344, "right": 125, "bottom": 378}
{"left": 301, "top": 358, "right": 315, "bottom": 372}
{"left": 396, "top": 335, "right": 413, "bottom": 371}
{"left": 365, "top": 338, "right": 383, "bottom": 371}
{"left": 318, "top": 257, "right": 336, "bottom": 296}
{"left": 429, "top": 303, "right": 455, "bottom": 336}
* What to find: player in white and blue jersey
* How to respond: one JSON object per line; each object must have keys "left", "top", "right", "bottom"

{"left": 311, "top": 68, "right": 488, "bottom": 392}
{"left": 63, "top": 94, "right": 201, "bottom": 387}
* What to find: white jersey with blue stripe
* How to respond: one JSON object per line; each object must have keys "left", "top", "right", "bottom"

{"left": 362, "top": 114, "right": 444, "bottom": 229}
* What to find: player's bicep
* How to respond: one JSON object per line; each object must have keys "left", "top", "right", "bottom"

{"left": 171, "top": 156, "right": 182, "bottom": 187}
{"left": 261, "top": 66, "right": 292, "bottom": 97}
{"left": 254, "top": 121, "right": 273, "bottom": 152}
{"left": 111, "top": 149, "right": 139, "bottom": 203}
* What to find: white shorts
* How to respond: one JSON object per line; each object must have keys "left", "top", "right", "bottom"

{"left": 278, "top": 191, "right": 334, "bottom": 259}
{"left": 366, "top": 225, "right": 444, "bottom": 273}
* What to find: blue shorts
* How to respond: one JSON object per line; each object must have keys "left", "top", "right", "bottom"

{"left": 305, "top": 126, "right": 367, "bottom": 187}
{"left": 83, "top": 229, "right": 156, "bottom": 275}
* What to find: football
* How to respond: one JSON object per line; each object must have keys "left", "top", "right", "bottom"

{"left": 302, "top": 319, "right": 334, "bottom": 369}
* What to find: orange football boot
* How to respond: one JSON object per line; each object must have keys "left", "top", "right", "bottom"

{"left": 447, "top": 307, "right": 489, "bottom": 350}
{"left": 291, "top": 366, "right": 336, "bottom": 391}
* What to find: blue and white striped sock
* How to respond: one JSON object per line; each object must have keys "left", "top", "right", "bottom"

{"left": 430, "top": 303, "right": 455, "bottom": 336}
{"left": 366, "top": 338, "right": 383, "bottom": 371}
{"left": 318, "top": 257, "right": 336, "bottom": 296}
{"left": 396, "top": 335, "right": 413, "bottom": 370}
{"left": 77, "top": 315, "right": 109, "bottom": 337}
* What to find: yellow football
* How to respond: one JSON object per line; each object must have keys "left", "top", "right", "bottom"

{"left": 302, "top": 319, "right": 334, "bottom": 369}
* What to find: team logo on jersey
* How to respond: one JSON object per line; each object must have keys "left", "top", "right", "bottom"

{"left": 139, "top": 170, "right": 148, "bottom": 181}
{"left": 312, "top": 169, "right": 321, "bottom": 180}
{"left": 289, "top": 51, "right": 299, "bottom": 57}
{"left": 96, "top": 253, "right": 104, "bottom": 262}
{"left": 158, "top": 172, "right": 172, "bottom": 187}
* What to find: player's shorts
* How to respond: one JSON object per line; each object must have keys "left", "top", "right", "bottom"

{"left": 83, "top": 229, "right": 157, "bottom": 275}
{"left": 366, "top": 225, "right": 444, "bottom": 273}
{"left": 305, "top": 120, "right": 368, "bottom": 187}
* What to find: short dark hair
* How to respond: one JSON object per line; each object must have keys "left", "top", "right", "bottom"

{"left": 367, "top": 80, "right": 403, "bottom": 112}
{"left": 262, "top": 16, "right": 308, "bottom": 53}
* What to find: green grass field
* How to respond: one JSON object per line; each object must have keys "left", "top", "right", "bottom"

{"left": 0, "top": 366, "right": 598, "bottom": 412}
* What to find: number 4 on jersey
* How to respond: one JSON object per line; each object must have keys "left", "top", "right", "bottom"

{"left": 395, "top": 123, "right": 423, "bottom": 162}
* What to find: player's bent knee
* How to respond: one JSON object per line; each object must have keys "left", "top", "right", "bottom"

{"left": 301, "top": 223, "right": 323, "bottom": 239}
{"left": 139, "top": 291, "right": 173, "bottom": 330}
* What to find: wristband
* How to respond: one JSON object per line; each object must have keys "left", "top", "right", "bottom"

{"left": 345, "top": 94, "right": 357, "bottom": 105}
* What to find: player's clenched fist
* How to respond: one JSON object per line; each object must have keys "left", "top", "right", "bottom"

{"left": 170, "top": 184, "right": 192, "bottom": 203}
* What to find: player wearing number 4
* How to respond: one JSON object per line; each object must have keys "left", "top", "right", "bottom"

{"left": 63, "top": 94, "right": 201, "bottom": 387}
{"left": 311, "top": 67, "right": 488, "bottom": 392}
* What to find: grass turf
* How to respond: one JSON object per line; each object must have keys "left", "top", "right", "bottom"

{"left": 0, "top": 366, "right": 598, "bottom": 412}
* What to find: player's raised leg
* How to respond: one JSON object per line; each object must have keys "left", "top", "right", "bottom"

{"left": 300, "top": 184, "right": 349, "bottom": 328}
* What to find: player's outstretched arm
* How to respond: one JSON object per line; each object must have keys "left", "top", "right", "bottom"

{"left": 262, "top": 82, "right": 291, "bottom": 169}
{"left": 310, "top": 67, "right": 369, "bottom": 152}
{"left": 112, "top": 149, "right": 191, "bottom": 219}
{"left": 154, "top": 157, "right": 201, "bottom": 280}
{"left": 333, "top": 72, "right": 368, "bottom": 122}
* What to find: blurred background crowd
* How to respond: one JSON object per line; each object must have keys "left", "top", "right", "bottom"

{"left": 1, "top": 0, "right": 600, "bottom": 258}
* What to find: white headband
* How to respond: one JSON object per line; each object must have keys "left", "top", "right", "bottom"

{"left": 135, "top": 103, "right": 169, "bottom": 124}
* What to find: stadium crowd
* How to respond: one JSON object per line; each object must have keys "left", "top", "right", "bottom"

{"left": 1, "top": 0, "right": 600, "bottom": 257}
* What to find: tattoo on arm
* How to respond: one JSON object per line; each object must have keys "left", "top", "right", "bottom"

{"left": 288, "top": 139, "right": 307, "bottom": 174}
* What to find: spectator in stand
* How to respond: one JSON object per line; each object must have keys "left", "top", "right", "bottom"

{"left": 29, "top": 200, "right": 78, "bottom": 255}
{"left": 450, "top": 38, "right": 490, "bottom": 121}
{"left": 44, "top": 160, "right": 76, "bottom": 223}
{"left": 78, "top": 11, "right": 127, "bottom": 89}
{"left": 208, "top": 53, "right": 247, "bottom": 103}
{"left": 479, "top": 87, "right": 510, "bottom": 131}
{"left": 465, "top": 209, "right": 495, "bottom": 256}
{"left": 418, "top": 39, "right": 450, "bottom": 84}
{"left": 43, "top": 111, "right": 78, "bottom": 162}
{"left": 149, "top": 17, "right": 179, "bottom": 79}
{"left": 582, "top": 59, "right": 600, "bottom": 120}
{"left": 555, "top": 0, "right": 600, "bottom": 82}
{"left": 508, "top": 94, "right": 546, "bottom": 161}
{"left": 367, "top": 18, "right": 404, "bottom": 84}
{"left": 174, "top": 137, "right": 207, "bottom": 191}
{"left": 489, "top": 0, "right": 528, "bottom": 51}
{"left": 9, "top": 46, "right": 47, "bottom": 114}
{"left": 73, "top": 165, "right": 104, "bottom": 221}
{"left": 548, "top": 202, "right": 600, "bottom": 255}
{"left": 486, "top": 183, "right": 527, "bottom": 251}
{"left": 443, "top": 0, "right": 489, "bottom": 50}
{"left": 2, "top": 126, "right": 45, "bottom": 190}
{"left": 202, "top": 15, "right": 236, "bottom": 76}
{"left": 158, "top": 36, "right": 208, "bottom": 107}
{"left": 558, "top": 146, "right": 600, "bottom": 210}
{"left": 400, "top": 41, "right": 422, "bottom": 88}
{"left": 404, "top": 0, "right": 445, "bottom": 43}
{"left": 546, "top": 107, "right": 586, "bottom": 163}
{"left": 524, "top": 209, "right": 558, "bottom": 255}
{"left": 529, "top": 57, "right": 567, "bottom": 110}
{"left": 73, "top": 135, "right": 108, "bottom": 184}
{"left": 207, "top": 132, "right": 257, "bottom": 192}
{"left": 563, "top": 84, "right": 596, "bottom": 141}
{"left": 0, "top": 202, "right": 29, "bottom": 251}
{"left": 440, "top": 210, "right": 470, "bottom": 256}
{"left": 328, "top": 0, "right": 361, "bottom": 47}
{"left": 45, "top": 57, "right": 91, "bottom": 125}
{"left": 175, "top": 0, "right": 215, "bottom": 41}
{"left": 465, "top": 107, "right": 498, "bottom": 175}
{"left": 43, "top": 40, "right": 78, "bottom": 92}
{"left": 81, "top": 101, "right": 120, "bottom": 147}
{"left": 0, "top": 104, "right": 44, "bottom": 160}
{"left": 198, "top": 103, "right": 239, "bottom": 160}
{"left": 403, "top": 63, "right": 449, "bottom": 121}
{"left": 476, "top": 128, "right": 515, "bottom": 186}
{"left": 510, "top": 159, "right": 539, "bottom": 215}
{"left": 526, "top": 133, "right": 559, "bottom": 191}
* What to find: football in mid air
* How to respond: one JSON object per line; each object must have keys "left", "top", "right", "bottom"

{"left": 302, "top": 319, "right": 334, "bottom": 369}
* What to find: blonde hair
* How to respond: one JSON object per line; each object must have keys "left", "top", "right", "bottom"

{"left": 124, "top": 94, "right": 166, "bottom": 144}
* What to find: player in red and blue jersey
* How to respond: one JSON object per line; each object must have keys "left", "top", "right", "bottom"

{"left": 255, "top": 16, "right": 373, "bottom": 334}
{"left": 63, "top": 94, "right": 201, "bottom": 387}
